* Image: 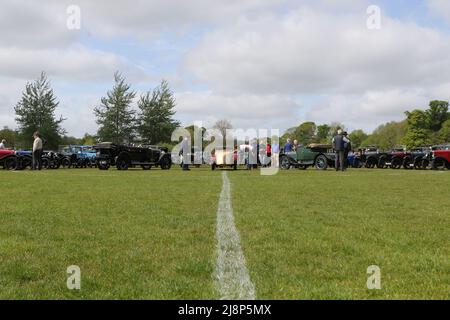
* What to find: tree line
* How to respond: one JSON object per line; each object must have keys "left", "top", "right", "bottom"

{"left": 281, "top": 100, "right": 450, "bottom": 150}
{"left": 3, "top": 72, "right": 450, "bottom": 151}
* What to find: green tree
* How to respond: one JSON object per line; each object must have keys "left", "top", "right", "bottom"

{"left": 426, "top": 100, "right": 449, "bottom": 132}
{"left": 137, "top": 80, "right": 180, "bottom": 144}
{"left": 362, "top": 121, "right": 407, "bottom": 150}
{"left": 0, "top": 126, "right": 19, "bottom": 149}
{"left": 402, "top": 110, "right": 432, "bottom": 148}
{"left": 349, "top": 129, "right": 368, "bottom": 149}
{"left": 80, "top": 133, "right": 96, "bottom": 146}
{"left": 316, "top": 124, "right": 331, "bottom": 143}
{"left": 294, "top": 121, "right": 316, "bottom": 145}
{"left": 60, "top": 135, "right": 82, "bottom": 146}
{"left": 439, "top": 119, "right": 450, "bottom": 142}
{"left": 14, "top": 72, "right": 66, "bottom": 149}
{"left": 94, "top": 72, "right": 136, "bottom": 144}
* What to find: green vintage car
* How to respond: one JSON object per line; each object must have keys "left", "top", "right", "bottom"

{"left": 280, "top": 144, "right": 336, "bottom": 170}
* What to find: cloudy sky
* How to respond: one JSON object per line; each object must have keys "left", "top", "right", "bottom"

{"left": 1, "top": 0, "right": 450, "bottom": 137}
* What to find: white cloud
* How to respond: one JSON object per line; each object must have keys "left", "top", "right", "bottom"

{"left": 427, "top": 0, "right": 450, "bottom": 22}
{"left": 185, "top": 9, "right": 450, "bottom": 95}
{"left": 0, "top": 45, "right": 144, "bottom": 81}
{"left": 176, "top": 91, "right": 300, "bottom": 130}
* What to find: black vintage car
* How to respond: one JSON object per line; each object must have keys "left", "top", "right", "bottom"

{"left": 94, "top": 142, "right": 172, "bottom": 171}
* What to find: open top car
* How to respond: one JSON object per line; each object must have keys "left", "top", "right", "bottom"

{"left": 94, "top": 142, "right": 172, "bottom": 170}
{"left": 280, "top": 144, "right": 335, "bottom": 170}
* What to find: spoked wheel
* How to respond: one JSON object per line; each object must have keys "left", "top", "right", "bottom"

{"left": 365, "top": 158, "right": 377, "bottom": 169}
{"left": 403, "top": 157, "right": 413, "bottom": 170}
{"left": 98, "top": 162, "right": 110, "bottom": 170}
{"left": 280, "top": 156, "right": 291, "bottom": 170}
{"left": 61, "top": 158, "right": 71, "bottom": 169}
{"left": 160, "top": 157, "right": 172, "bottom": 170}
{"left": 377, "top": 157, "right": 387, "bottom": 169}
{"left": 420, "top": 159, "right": 430, "bottom": 170}
{"left": 116, "top": 158, "right": 129, "bottom": 171}
{"left": 4, "top": 157, "right": 18, "bottom": 171}
{"left": 21, "top": 157, "right": 32, "bottom": 170}
{"left": 315, "top": 155, "right": 328, "bottom": 170}
{"left": 413, "top": 158, "right": 424, "bottom": 170}
{"left": 432, "top": 158, "right": 447, "bottom": 170}
{"left": 391, "top": 158, "right": 402, "bottom": 169}
{"left": 41, "top": 158, "right": 49, "bottom": 169}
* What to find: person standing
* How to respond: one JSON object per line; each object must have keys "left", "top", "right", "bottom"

{"left": 271, "top": 140, "right": 279, "bottom": 168}
{"left": 332, "top": 129, "right": 345, "bottom": 171}
{"left": 343, "top": 131, "right": 352, "bottom": 170}
{"left": 32, "top": 132, "right": 43, "bottom": 170}
{"left": 181, "top": 136, "right": 190, "bottom": 171}
{"left": 0, "top": 139, "right": 6, "bottom": 149}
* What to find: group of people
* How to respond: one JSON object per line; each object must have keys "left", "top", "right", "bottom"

{"left": 282, "top": 139, "right": 303, "bottom": 153}
{"left": 0, "top": 132, "right": 43, "bottom": 170}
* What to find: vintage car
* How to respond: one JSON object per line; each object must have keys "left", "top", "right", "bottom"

{"left": 15, "top": 150, "right": 33, "bottom": 170}
{"left": 0, "top": 149, "right": 18, "bottom": 170}
{"left": 431, "top": 144, "right": 450, "bottom": 170}
{"left": 94, "top": 142, "right": 172, "bottom": 170}
{"left": 59, "top": 145, "right": 97, "bottom": 168}
{"left": 211, "top": 148, "right": 238, "bottom": 170}
{"left": 280, "top": 144, "right": 335, "bottom": 170}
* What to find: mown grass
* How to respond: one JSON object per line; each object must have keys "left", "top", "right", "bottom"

{"left": 0, "top": 167, "right": 448, "bottom": 299}
{"left": 230, "top": 169, "right": 450, "bottom": 299}
{"left": 0, "top": 168, "right": 221, "bottom": 299}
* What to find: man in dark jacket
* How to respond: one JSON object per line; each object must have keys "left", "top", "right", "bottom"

{"left": 332, "top": 129, "right": 345, "bottom": 171}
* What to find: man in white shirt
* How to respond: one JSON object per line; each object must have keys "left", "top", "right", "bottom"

{"left": 0, "top": 139, "right": 6, "bottom": 149}
{"left": 32, "top": 132, "right": 43, "bottom": 170}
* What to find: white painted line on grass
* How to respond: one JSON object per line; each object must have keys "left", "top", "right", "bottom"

{"left": 214, "top": 171, "right": 256, "bottom": 300}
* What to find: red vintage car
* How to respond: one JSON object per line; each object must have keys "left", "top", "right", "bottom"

{"left": 0, "top": 149, "right": 18, "bottom": 170}
{"left": 432, "top": 145, "right": 450, "bottom": 170}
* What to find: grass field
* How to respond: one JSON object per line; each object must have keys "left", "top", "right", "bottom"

{"left": 0, "top": 167, "right": 449, "bottom": 299}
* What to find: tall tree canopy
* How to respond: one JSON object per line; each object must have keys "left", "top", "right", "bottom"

{"left": 426, "top": 100, "right": 449, "bottom": 132}
{"left": 14, "top": 72, "right": 66, "bottom": 149}
{"left": 137, "top": 80, "right": 180, "bottom": 144}
{"left": 94, "top": 72, "right": 136, "bottom": 144}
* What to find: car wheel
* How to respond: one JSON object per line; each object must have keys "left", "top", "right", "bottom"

{"left": 365, "top": 158, "right": 376, "bottom": 168}
{"left": 421, "top": 159, "right": 430, "bottom": 170}
{"left": 61, "top": 158, "right": 71, "bottom": 169}
{"left": 315, "top": 155, "right": 328, "bottom": 170}
{"left": 432, "top": 158, "right": 446, "bottom": 170}
{"left": 41, "top": 158, "right": 49, "bottom": 169}
{"left": 160, "top": 156, "right": 171, "bottom": 170}
{"left": 98, "top": 162, "right": 110, "bottom": 170}
{"left": 22, "top": 157, "right": 32, "bottom": 170}
{"left": 403, "top": 157, "right": 413, "bottom": 169}
{"left": 5, "top": 157, "right": 17, "bottom": 171}
{"left": 280, "top": 156, "right": 291, "bottom": 170}
{"left": 377, "top": 156, "right": 386, "bottom": 169}
{"left": 391, "top": 158, "right": 402, "bottom": 169}
{"left": 116, "top": 157, "right": 129, "bottom": 170}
